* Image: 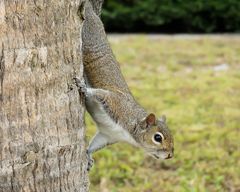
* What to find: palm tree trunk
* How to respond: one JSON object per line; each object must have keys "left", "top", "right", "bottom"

{"left": 0, "top": 0, "right": 89, "bottom": 191}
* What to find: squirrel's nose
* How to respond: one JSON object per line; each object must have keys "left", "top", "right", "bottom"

{"left": 165, "top": 153, "right": 173, "bottom": 159}
{"left": 165, "top": 148, "right": 174, "bottom": 159}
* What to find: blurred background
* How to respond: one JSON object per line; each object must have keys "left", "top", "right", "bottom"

{"left": 102, "top": 0, "right": 240, "bottom": 33}
{"left": 87, "top": 1, "right": 240, "bottom": 191}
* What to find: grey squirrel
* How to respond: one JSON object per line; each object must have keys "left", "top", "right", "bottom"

{"left": 75, "top": 1, "right": 174, "bottom": 171}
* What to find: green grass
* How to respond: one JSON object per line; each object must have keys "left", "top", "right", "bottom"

{"left": 86, "top": 35, "right": 240, "bottom": 192}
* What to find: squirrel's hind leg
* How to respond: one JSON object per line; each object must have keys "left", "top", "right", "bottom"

{"left": 74, "top": 77, "right": 110, "bottom": 102}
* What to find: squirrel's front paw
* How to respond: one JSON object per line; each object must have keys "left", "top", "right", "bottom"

{"left": 73, "top": 77, "right": 87, "bottom": 94}
{"left": 86, "top": 150, "right": 94, "bottom": 171}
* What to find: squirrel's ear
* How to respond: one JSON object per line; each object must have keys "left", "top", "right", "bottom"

{"left": 146, "top": 113, "right": 156, "bottom": 126}
{"left": 159, "top": 115, "right": 166, "bottom": 123}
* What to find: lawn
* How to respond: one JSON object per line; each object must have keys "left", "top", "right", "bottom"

{"left": 86, "top": 35, "right": 240, "bottom": 192}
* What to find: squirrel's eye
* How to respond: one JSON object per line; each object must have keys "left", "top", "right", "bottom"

{"left": 152, "top": 132, "right": 164, "bottom": 145}
{"left": 154, "top": 134, "right": 162, "bottom": 142}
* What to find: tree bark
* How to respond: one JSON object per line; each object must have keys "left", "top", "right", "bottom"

{"left": 0, "top": 0, "right": 89, "bottom": 191}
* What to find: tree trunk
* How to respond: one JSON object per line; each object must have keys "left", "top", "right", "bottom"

{"left": 0, "top": 0, "right": 89, "bottom": 191}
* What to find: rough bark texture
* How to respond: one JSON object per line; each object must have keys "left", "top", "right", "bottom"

{"left": 0, "top": 0, "right": 89, "bottom": 191}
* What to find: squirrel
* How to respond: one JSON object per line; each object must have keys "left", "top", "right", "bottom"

{"left": 75, "top": 1, "right": 174, "bottom": 171}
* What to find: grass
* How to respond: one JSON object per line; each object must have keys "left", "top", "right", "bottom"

{"left": 86, "top": 35, "right": 240, "bottom": 192}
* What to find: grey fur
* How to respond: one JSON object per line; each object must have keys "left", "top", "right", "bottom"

{"left": 80, "top": 1, "right": 174, "bottom": 171}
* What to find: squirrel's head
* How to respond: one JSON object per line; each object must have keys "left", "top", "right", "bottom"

{"left": 136, "top": 113, "right": 174, "bottom": 160}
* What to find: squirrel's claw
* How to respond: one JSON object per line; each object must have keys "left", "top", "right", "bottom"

{"left": 73, "top": 77, "right": 87, "bottom": 94}
{"left": 87, "top": 157, "right": 94, "bottom": 171}
{"left": 86, "top": 150, "right": 94, "bottom": 171}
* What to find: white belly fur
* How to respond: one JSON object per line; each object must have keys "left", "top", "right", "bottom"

{"left": 86, "top": 98, "right": 137, "bottom": 146}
